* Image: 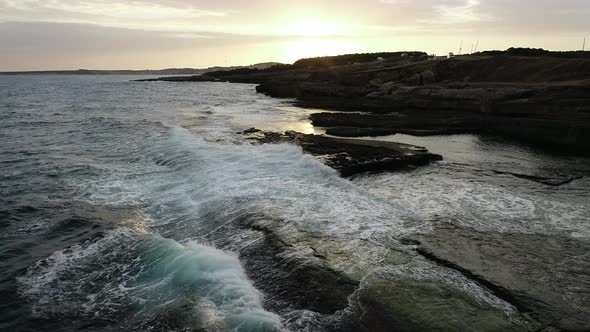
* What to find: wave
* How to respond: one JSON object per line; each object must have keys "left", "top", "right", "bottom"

{"left": 18, "top": 227, "right": 282, "bottom": 331}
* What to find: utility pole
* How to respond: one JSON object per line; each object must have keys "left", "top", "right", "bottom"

{"left": 474, "top": 40, "right": 480, "bottom": 53}
{"left": 471, "top": 44, "right": 474, "bottom": 54}
{"left": 459, "top": 40, "right": 463, "bottom": 55}
{"left": 583, "top": 37, "right": 586, "bottom": 51}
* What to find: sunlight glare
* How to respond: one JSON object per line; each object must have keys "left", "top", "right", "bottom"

{"left": 280, "top": 18, "right": 347, "bottom": 37}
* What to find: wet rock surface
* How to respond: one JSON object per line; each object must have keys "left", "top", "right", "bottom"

{"left": 240, "top": 129, "right": 443, "bottom": 176}
{"left": 404, "top": 223, "right": 590, "bottom": 331}
{"left": 358, "top": 263, "right": 533, "bottom": 332}
{"left": 236, "top": 213, "right": 543, "bottom": 331}
{"left": 237, "top": 212, "right": 589, "bottom": 331}
{"left": 240, "top": 226, "right": 360, "bottom": 315}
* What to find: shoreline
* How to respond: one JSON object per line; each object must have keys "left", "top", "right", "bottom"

{"left": 133, "top": 56, "right": 590, "bottom": 330}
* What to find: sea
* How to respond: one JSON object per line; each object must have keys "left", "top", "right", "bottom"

{"left": 0, "top": 75, "right": 588, "bottom": 331}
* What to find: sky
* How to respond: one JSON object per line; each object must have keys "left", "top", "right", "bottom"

{"left": 0, "top": 0, "right": 588, "bottom": 70}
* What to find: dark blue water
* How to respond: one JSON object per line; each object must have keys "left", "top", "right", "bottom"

{"left": 1, "top": 75, "right": 589, "bottom": 331}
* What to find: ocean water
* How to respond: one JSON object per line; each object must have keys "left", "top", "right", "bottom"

{"left": 0, "top": 75, "right": 588, "bottom": 331}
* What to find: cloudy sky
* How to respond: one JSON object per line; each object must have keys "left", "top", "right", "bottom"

{"left": 1, "top": 0, "right": 588, "bottom": 70}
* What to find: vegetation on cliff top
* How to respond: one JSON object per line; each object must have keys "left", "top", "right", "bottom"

{"left": 292, "top": 52, "right": 427, "bottom": 68}
{"left": 475, "top": 47, "right": 590, "bottom": 58}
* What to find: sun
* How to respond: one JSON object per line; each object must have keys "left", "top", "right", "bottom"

{"left": 280, "top": 18, "right": 347, "bottom": 37}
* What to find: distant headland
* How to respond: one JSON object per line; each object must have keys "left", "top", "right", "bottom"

{"left": 0, "top": 62, "right": 281, "bottom": 75}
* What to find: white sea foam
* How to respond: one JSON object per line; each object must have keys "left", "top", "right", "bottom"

{"left": 353, "top": 163, "right": 590, "bottom": 238}
{"left": 115, "top": 127, "right": 422, "bottom": 243}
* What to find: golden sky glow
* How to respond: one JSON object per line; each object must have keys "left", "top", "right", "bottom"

{"left": 0, "top": 0, "right": 588, "bottom": 70}
{"left": 278, "top": 19, "right": 348, "bottom": 37}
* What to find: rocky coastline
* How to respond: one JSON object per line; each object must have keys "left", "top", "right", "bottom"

{"left": 137, "top": 54, "right": 590, "bottom": 331}
{"left": 140, "top": 54, "right": 590, "bottom": 154}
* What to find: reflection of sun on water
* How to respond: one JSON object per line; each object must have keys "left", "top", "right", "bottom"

{"left": 279, "top": 39, "right": 361, "bottom": 63}
{"left": 285, "top": 121, "right": 317, "bottom": 135}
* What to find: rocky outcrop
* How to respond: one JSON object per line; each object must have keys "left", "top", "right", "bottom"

{"left": 241, "top": 129, "right": 443, "bottom": 176}
{"left": 310, "top": 111, "right": 481, "bottom": 133}
{"left": 304, "top": 83, "right": 590, "bottom": 153}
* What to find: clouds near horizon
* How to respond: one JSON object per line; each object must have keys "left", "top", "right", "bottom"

{"left": 0, "top": 0, "right": 588, "bottom": 70}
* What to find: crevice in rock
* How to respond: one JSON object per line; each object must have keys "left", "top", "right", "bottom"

{"left": 492, "top": 170, "right": 583, "bottom": 186}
